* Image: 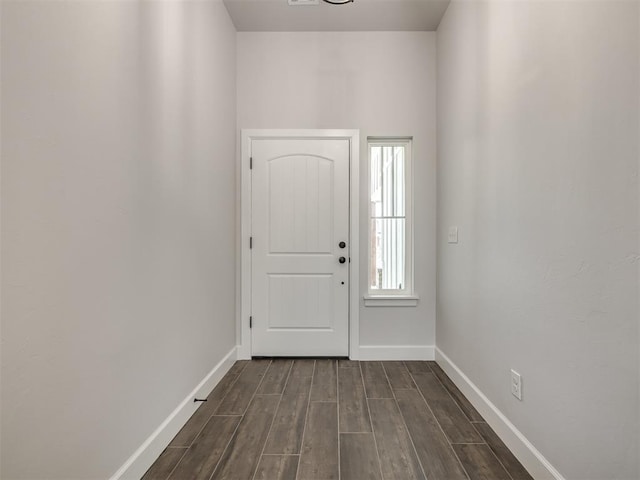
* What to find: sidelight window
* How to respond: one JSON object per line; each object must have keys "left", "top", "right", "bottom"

{"left": 366, "top": 138, "right": 416, "bottom": 305}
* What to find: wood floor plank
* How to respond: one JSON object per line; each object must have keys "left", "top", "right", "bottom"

{"left": 258, "top": 359, "right": 293, "bottom": 395}
{"left": 297, "top": 402, "right": 339, "bottom": 479}
{"left": 168, "top": 405, "right": 214, "bottom": 449}
{"left": 284, "top": 360, "right": 314, "bottom": 396}
{"left": 229, "top": 360, "right": 250, "bottom": 374}
{"left": 339, "top": 359, "right": 360, "bottom": 368}
{"left": 254, "top": 455, "right": 299, "bottom": 480}
{"left": 361, "top": 361, "right": 393, "bottom": 399}
{"left": 284, "top": 373, "right": 313, "bottom": 397}
{"left": 290, "top": 359, "right": 316, "bottom": 376}
{"left": 263, "top": 391, "right": 311, "bottom": 454}
{"left": 474, "top": 422, "right": 533, "bottom": 480}
{"left": 382, "top": 361, "right": 416, "bottom": 390}
{"left": 430, "top": 364, "right": 484, "bottom": 422}
{"left": 368, "top": 398, "right": 425, "bottom": 480}
{"left": 168, "top": 416, "right": 241, "bottom": 480}
{"left": 284, "top": 360, "right": 316, "bottom": 395}
{"left": 340, "top": 433, "right": 382, "bottom": 480}
{"left": 453, "top": 444, "right": 511, "bottom": 480}
{"left": 211, "top": 395, "right": 280, "bottom": 480}
{"left": 142, "top": 448, "right": 186, "bottom": 480}
{"left": 412, "top": 373, "right": 483, "bottom": 444}
{"left": 169, "top": 361, "right": 248, "bottom": 447}
{"left": 338, "top": 366, "right": 372, "bottom": 432}
{"left": 215, "top": 360, "right": 271, "bottom": 415}
{"left": 310, "top": 359, "right": 337, "bottom": 402}
{"left": 395, "top": 389, "right": 468, "bottom": 480}
{"left": 404, "top": 361, "right": 434, "bottom": 374}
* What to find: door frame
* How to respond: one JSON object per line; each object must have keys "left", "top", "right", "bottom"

{"left": 237, "top": 129, "right": 360, "bottom": 360}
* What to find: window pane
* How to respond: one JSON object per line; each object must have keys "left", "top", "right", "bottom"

{"left": 370, "top": 145, "right": 405, "bottom": 218}
{"left": 369, "top": 218, "right": 405, "bottom": 290}
{"left": 370, "top": 146, "right": 382, "bottom": 216}
{"left": 393, "top": 146, "right": 405, "bottom": 217}
{"left": 384, "top": 146, "right": 394, "bottom": 217}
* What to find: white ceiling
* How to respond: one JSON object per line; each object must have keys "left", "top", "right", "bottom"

{"left": 223, "top": 0, "right": 451, "bottom": 32}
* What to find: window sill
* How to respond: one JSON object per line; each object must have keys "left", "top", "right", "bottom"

{"left": 363, "top": 295, "right": 419, "bottom": 307}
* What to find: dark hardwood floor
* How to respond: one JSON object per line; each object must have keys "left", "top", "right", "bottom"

{"left": 143, "top": 359, "right": 533, "bottom": 480}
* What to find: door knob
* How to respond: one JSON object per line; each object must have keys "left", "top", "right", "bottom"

{"left": 339, "top": 241, "right": 346, "bottom": 249}
{"left": 339, "top": 257, "right": 346, "bottom": 264}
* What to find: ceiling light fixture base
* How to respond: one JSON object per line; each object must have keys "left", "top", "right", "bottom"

{"left": 287, "top": 0, "right": 320, "bottom": 6}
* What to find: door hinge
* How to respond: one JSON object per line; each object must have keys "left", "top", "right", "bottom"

{"left": 250, "top": 157, "right": 253, "bottom": 169}
{"left": 249, "top": 316, "right": 253, "bottom": 328}
{"left": 250, "top": 237, "right": 253, "bottom": 249}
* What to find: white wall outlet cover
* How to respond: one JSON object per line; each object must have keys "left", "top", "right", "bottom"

{"left": 448, "top": 226, "right": 459, "bottom": 244}
{"left": 511, "top": 369, "right": 522, "bottom": 400}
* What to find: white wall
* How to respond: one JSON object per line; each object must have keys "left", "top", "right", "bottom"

{"left": 237, "top": 32, "right": 437, "bottom": 352}
{"left": 0, "top": 1, "right": 237, "bottom": 478}
{"left": 437, "top": 1, "right": 639, "bottom": 478}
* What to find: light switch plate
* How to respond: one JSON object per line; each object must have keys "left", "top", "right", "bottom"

{"left": 511, "top": 369, "right": 522, "bottom": 400}
{"left": 448, "top": 226, "right": 458, "bottom": 244}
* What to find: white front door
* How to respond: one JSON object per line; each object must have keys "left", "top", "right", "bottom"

{"left": 251, "top": 137, "right": 350, "bottom": 356}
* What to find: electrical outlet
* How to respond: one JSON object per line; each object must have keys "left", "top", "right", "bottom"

{"left": 511, "top": 369, "right": 522, "bottom": 400}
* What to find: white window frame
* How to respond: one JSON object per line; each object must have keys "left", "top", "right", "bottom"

{"left": 364, "top": 137, "right": 418, "bottom": 307}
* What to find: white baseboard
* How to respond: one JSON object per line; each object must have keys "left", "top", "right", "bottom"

{"left": 110, "top": 346, "right": 238, "bottom": 480}
{"left": 435, "top": 347, "right": 565, "bottom": 480}
{"left": 358, "top": 345, "right": 434, "bottom": 361}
